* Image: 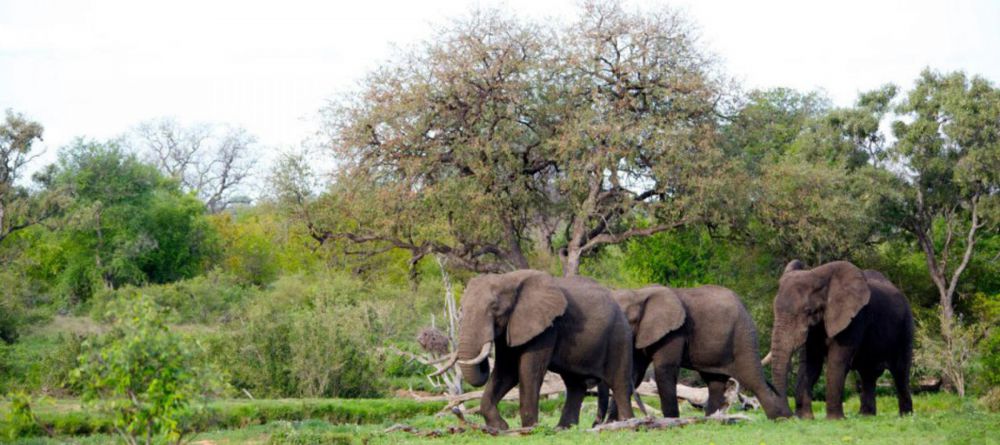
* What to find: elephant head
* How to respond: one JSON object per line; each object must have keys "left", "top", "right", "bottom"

{"left": 455, "top": 270, "right": 567, "bottom": 387}
{"left": 767, "top": 260, "right": 870, "bottom": 398}
{"left": 612, "top": 286, "right": 686, "bottom": 349}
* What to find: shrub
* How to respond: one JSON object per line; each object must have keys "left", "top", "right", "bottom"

{"left": 217, "top": 274, "right": 389, "bottom": 399}
{"left": 90, "top": 270, "right": 252, "bottom": 324}
{"left": 1, "top": 392, "right": 48, "bottom": 440}
{"left": 72, "top": 295, "right": 223, "bottom": 444}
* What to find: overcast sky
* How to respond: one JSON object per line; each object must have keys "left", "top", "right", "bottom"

{"left": 2, "top": 0, "right": 999, "bottom": 172}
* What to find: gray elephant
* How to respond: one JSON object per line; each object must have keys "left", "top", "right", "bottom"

{"left": 765, "top": 260, "right": 914, "bottom": 419}
{"left": 433, "top": 270, "right": 635, "bottom": 429}
{"left": 599, "top": 285, "right": 792, "bottom": 420}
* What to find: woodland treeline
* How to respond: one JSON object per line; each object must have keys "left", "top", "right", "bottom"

{"left": 1, "top": 1, "right": 998, "bottom": 407}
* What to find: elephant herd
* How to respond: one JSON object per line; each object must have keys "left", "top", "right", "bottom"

{"left": 431, "top": 260, "right": 915, "bottom": 430}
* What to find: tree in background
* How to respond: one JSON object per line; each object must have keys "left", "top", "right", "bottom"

{"left": 0, "top": 110, "right": 68, "bottom": 247}
{"left": 130, "top": 118, "right": 256, "bottom": 213}
{"left": 890, "top": 70, "right": 1000, "bottom": 395}
{"left": 718, "top": 87, "right": 891, "bottom": 265}
{"left": 43, "top": 140, "right": 216, "bottom": 302}
{"left": 325, "top": 1, "right": 726, "bottom": 276}
{"left": 325, "top": 9, "right": 548, "bottom": 274}
{"left": 551, "top": 1, "right": 726, "bottom": 275}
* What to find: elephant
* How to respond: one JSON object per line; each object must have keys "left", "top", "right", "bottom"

{"left": 765, "top": 260, "right": 914, "bottom": 419}
{"left": 434, "top": 269, "right": 635, "bottom": 429}
{"left": 599, "top": 285, "right": 792, "bottom": 421}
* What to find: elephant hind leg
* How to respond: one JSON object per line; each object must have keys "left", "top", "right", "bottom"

{"left": 700, "top": 372, "right": 729, "bottom": 416}
{"left": 888, "top": 356, "right": 913, "bottom": 416}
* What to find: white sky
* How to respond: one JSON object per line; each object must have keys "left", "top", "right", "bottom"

{"left": 2, "top": 0, "right": 999, "bottom": 175}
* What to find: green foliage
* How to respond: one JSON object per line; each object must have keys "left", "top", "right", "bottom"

{"left": 2, "top": 392, "right": 47, "bottom": 440}
{"left": 0, "top": 293, "right": 27, "bottom": 344}
{"left": 43, "top": 140, "right": 217, "bottom": 303}
{"left": 0, "top": 398, "right": 446, "bottom": 440}
{"left": 72, "top": 295, "right": 222, "bottom": 444}
{"left": 215, "top": 274, "right": 399, "bottom": 399}
{"left": 90, "top": 270, "right": 252, "bottom": 324}
{"left": 721, "top": 88, "right": 830, "bottom": 172}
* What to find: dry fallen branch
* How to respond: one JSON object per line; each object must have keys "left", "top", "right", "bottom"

{"left": 635, "top": 379, "right": 759, "bottom": 413}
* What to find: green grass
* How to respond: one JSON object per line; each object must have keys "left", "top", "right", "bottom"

{"left": 3, "top": 394, "right": 997, "bottom": 444}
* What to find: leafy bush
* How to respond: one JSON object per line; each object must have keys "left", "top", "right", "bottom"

{"left": 72, "top": 295, "right": 222, "bottom": 444}
{"left": 216, "top": 274, "right": 391, "bottom": 399}
{"left": 2, "top": 392, "right": 48, "bottom": 440}
{"left": 89, "top": 270, "right": 252, "bottom": 324}
{"left": 0, "top": 297, "right": 26, "bottom": 345}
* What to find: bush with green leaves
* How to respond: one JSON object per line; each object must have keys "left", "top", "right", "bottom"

{"left": 216, "top": 274, "right": 392, "bottom": 399}
{"left": 2, "top": 391, "right": 49, "bottom": 440}
{"left": 72, "top": 295, "right": 222, "bottom": 445}
{"left": 36, "top": 140, "right": 218, "bottom": 304}
{"left": 90, "top": 270, "right": 253, "bottom": 324}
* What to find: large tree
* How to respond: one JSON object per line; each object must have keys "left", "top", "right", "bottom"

{"left": 549, "top": 2, "right": 725, "bottom": 274}
{"left": 890, "top": 70, "right": 1000, "bottom": 375}
{"left": 325, "top": 1, "right": 725, "bottom": 276}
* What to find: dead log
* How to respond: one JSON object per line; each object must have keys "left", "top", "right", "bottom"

{"left": 635, "top": 379, "right": 759, "bottom": 413}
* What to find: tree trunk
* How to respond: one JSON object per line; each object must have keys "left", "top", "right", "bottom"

{"left": 561, "top": 247, "right": 582, "bottom": 277}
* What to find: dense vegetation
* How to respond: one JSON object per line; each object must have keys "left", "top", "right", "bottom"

{"left": 1, "top": 1, "right": 998, "bottom": 443}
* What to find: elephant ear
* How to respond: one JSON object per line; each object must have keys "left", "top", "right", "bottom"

{"left": 507, "top": 274, "right": 568, "bottom": 348}
{"left": 635, "top": 287, "right": 686, "bottom": 349}
{"left": 822, "top": 261, "right": 871, "bottom": 337}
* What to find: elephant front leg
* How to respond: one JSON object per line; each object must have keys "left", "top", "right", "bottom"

{"left": 650, "top": 336, "right": 683, "bottom": 417}
{"left": 556, "top": 375, "right": 587, "bottom": 428}
{"left": 516, "top": 331, "right": 555, "bottom": 428}
{"left": 652, "top": 362, "right": 680, "bottom": 417}
{"left": 479, "top": 364, "right": 517, "bottom": 430}
{"left": 823, "top": 345, "right": 855, "bottom": 420}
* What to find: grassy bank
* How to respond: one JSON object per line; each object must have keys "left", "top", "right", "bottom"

{"left": 4, "top": 393, "right": 996, "bottom": 445}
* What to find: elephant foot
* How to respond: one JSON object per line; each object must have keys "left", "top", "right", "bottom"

{"left": 483, "top": 417, "right": 509, "bottom": 431}
{"left": 825, "top": 412, "right": 845, "bottom": 420}
{"left": 795, "top": 410, "right": 814, "bottom": 420}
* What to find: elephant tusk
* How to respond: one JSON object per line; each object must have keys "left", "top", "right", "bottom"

{"left": 761, "top": 352, "right": 772, "bottom": 366}
{"left": 428, "top": 353, "right": 458, "bottom": 377}
{"left": 457, "top": 342, "right": 493, "bottom": 366}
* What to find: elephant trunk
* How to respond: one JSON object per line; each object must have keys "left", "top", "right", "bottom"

{"left": 457, "top": 316, "right": 493, "bottom": 387}
{"left": 767, "top": 317, "right": 802, "bottom": 400}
